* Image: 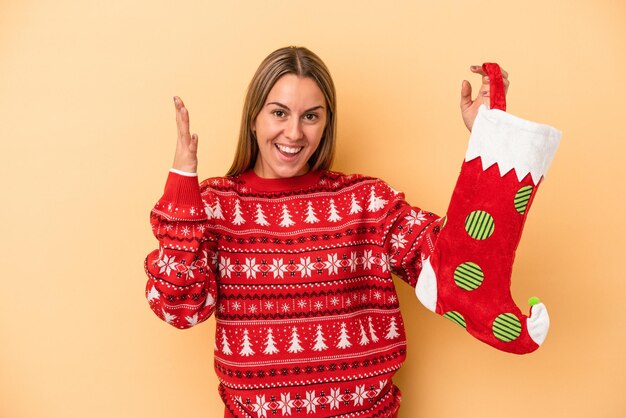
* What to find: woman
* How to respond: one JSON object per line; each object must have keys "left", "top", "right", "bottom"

{"left": 145, "top": 46, "right": 560, "bottom": 417}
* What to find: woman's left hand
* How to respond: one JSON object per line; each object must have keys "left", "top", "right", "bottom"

{"left": 460, "top": 65, "right": 509, "bottom": 131}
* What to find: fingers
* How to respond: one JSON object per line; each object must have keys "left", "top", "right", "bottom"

{"left": 460, "top": 80, "right": 473, "bottom": 111}
{"left": 470, "top": 65, "right": 487, "bottom": 76}
{"left": 174, "top": 96, "right": 192, "bottom": 145}
{"left": 172, "top": 96, "right": 199, "bottom": 172}
{"left": 471, "top": 65, "right": 510, "bottom": 93}
{"left": 501, "top": 68, "right": 510, "bottom": 94}
{"left": 470, "top": 64, "right": 512, "bottom": 106}
{"left": 470, "top": 65, "right": 508, "bottom": 79}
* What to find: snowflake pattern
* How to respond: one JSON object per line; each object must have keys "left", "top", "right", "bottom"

{"left": 404, "top": 209, "right": 427, "bottom": 228}
{"left": 157, "top": 254, "right": 178, "bottom": 276}
{"left": 217, "top": 252, "right": 388, "bottom": 280}
{"left": 390, "top": 233, "right": 408, "bottom": 250}
{"left": 242, "top": 380, "right": 391, "bottom": 417}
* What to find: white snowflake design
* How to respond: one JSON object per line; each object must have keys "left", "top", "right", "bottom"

{"left": 404, "top": 209, "right": 427, "bottom": 228}
{"left": 390, "top": 232, "right": 408, "bottom": 250}
{"left": 157, "top": 254, "right": 178, "bottom": 276}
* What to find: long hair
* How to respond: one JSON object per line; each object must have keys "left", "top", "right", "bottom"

{"left": 226, "top": 46, "right": 337, "bottom": 177}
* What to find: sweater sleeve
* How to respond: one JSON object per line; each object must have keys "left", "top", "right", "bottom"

{"left": 387, "top": 105, "right": 561, "bottom": 354}
{"left": 144, "top": 172, "right": 219, "bottom": 329}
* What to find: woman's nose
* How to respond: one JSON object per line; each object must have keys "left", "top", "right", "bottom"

{"left": 285, "top": 118, "right": 303, "bottom": 141}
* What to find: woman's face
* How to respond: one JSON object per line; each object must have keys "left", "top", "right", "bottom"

{"left": 253, "top": 74, "right": 327, "bottom": 179}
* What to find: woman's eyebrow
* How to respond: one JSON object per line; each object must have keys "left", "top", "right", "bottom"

{"left": 266, "top": 102, "right": 325, "bottom": 112}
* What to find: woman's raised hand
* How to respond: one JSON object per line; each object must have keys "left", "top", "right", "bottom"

{"left": 172, "top": 96, "right": 199, "bottom": 173}
{"left": 460, "top": 65, "right": 510, "bottom": 131}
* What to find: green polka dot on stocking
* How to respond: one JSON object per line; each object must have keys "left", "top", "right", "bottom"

{"left": 492, "top": 313, "right": 522, "bottom": 342}
{"left": 464, "top": 210, "right": 495, "bottom": 240}
{"left": 514, "top": 185, "right": 534, "bottom": 215}
{"left": 443, "top": 311, "right": 466, "bottom": 329}
{"left": 454, "top": 262, "right": 484, "bottom": 290}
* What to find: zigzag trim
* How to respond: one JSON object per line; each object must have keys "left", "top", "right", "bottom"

{"left": 465, "top": 105, "right": 561, "bottom": 185}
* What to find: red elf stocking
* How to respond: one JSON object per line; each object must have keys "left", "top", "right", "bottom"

{"left": 416, "top": 64, "right": 561, "bottom": 354}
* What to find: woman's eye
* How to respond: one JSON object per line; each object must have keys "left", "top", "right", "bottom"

{"left": 303, "top": 113, "right": 318, "bottom": 121}
{"left": 272, "top": 110, "right": 285, "bottom": 118}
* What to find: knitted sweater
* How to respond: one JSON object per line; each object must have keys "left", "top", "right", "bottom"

{"left": 145, "top": 106, "right": 561, "bottom": 417}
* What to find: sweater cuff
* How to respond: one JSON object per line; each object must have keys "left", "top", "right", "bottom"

{"left": 169, "top": 168, "right": 198, "bottom": 177}
{"left": 465, "top": 105, "right": 562, "bottom": 185}
{"left": 161, "top": 171, "right": 205, "bottom": 210}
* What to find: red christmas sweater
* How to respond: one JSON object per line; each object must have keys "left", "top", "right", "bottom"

{"left": 145, "top": 106, "right": 561, "bottom": 417}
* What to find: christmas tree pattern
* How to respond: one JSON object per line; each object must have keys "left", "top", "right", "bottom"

{"left": 367, "top": 186, "right": 388, "bottom": 212}
{"left": 185, "top": 313, "right": 199, "bottom": 327}
{"left": 358, "top": 320, "right": 370, "bottom": 346}
{"left": 263, "top": 328, "right": 279, "bottom": 355}
{"left": 327, "top": 198, "right": 342, "bottom": 222}
{"left": 349, "top": 193, "right": 363, "bottom": 215}
{"left": 204, "top": 201, "right": 214, "bottom": 218}
{"left": 279, "top": 204, "right": 295, "bottom": 227}
{"left": 239, "top": 329, "right": 255, "bottom": 356}
{"left": 368, "top": 316, "right": 379, "bottom": 343}
{"left": 147, "top": 285, "right": 159, "bottom": 303}
{"left": 204, "top": 293, "right": 215, "bottom": 307}
{"left": 212, "top": 197, "right": 225, "bottom": 220}
{"left": 385, "top": 316, "right": 401, "bottom": 340}
{"left": 304, "top": 201, "right": 320, "bottom": 223}
{"left": 162, "top": 309, "right": 176, "bottom": 325}
{"left": 221, "top": 328, "right": 233, "bottom": 355}
{"left": 232, "top": 199, "right": 246, "bottom": 225}
{"left": 287, "top": 326, "right": 304, "bottom": 353}
{"left": 312, "top": 324, "right": 328, "bottom": 351}
{"left": 254, "top": 203, "right": 270, "bottom": 226}
{"left": 336, "top": 322, "right": 352, "bottom": 349}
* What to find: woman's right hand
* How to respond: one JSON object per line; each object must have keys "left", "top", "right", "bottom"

{"left": 172, "top": 96, "right": 199, "bottom": 173}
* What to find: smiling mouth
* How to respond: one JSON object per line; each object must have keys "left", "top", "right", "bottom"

{"left": 275, "top": 144, "right": 304, "bottom": 155}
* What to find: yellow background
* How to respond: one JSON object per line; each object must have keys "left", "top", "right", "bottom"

{"left": 2, "top": 1, "right": 625, "bottom": 417}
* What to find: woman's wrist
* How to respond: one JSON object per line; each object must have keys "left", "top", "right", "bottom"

{"left": 170, "top": 168, "right": 197, "bottom": 177}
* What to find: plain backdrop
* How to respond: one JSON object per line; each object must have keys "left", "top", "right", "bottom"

{"left": 1, "top": 1, "right": 625, "bottom": 417}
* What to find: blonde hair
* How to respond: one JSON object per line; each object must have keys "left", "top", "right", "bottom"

{"left": 226, "top": 46, "right": 337, "bottom": 177}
